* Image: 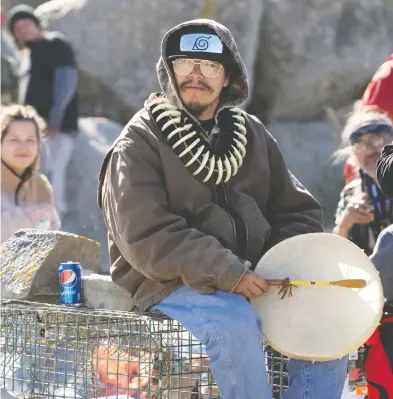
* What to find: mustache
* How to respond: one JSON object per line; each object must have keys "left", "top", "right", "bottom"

{"left": 179, "top": 79, "right": 213, "bottom": 92}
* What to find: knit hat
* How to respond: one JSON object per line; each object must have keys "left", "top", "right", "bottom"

{"left": 166, "top": 25, "right": 233, "bottom": 71}
{"left": 341, "top": 109, "right": 393, "bottom": 147}
{"left": 7, "top": 4, "right": 40, "bottom": 35}
{"left": 349, "top": 121, "right": 393, "bottom": 145}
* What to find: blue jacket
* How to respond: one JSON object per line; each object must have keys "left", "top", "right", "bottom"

{"left": 370, "top": 224, "right": 393, "bottom": 303}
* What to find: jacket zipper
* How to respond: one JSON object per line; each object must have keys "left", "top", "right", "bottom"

{"left": 149, "top": 105, "right": 249, "bottom": 258}
{"left": 211, "top": 136, "right": 248, "bottom": 258}
{"left": 214, "top": 183, "right": 248, "bottom": 258}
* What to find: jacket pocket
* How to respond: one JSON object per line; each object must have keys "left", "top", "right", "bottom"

{"left": 196, "top": 204, "right": 238, "bottom": 254}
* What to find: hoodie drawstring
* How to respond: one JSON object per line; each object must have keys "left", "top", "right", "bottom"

{"left": 1, "top": 159, "right": 33, "bottom": 205}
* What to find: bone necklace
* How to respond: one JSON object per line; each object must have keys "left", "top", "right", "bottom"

{"left": 149, "top": 97, "right": 247, "bottom": 185}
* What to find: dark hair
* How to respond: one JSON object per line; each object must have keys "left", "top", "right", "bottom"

{"left": 7, "top": 4, "right": 40, "bottom": 35}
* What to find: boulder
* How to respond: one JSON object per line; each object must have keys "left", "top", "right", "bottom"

{"left": 0, "top": 229, "right": 101, "bottom": 300}
{"left": 36, "top": 0, "right": 264, "bottom": 123}
{"left": 1, "top": 0, "right": 46, "bottom": 13}
{"left": 82, "top": 273, "right": 133, "bottom": 311}
{"left": 266, "top": 121, "right": 344, "bottom": 227}
{"left": 249, "top": 0, "right": 393, "bottom": 122}
{"left": 61, "top": 117, "right": 122, "bottom": 272}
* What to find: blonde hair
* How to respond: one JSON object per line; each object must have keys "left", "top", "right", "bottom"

{"left": 1, "top": 104, "right": 46, "bottom": 141}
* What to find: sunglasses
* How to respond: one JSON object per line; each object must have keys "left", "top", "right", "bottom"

{"left": 352, "top": 133, "right": 393, "bottom": 153}
{"left": 172, "top": 59, "right": 223, "bottom": 78}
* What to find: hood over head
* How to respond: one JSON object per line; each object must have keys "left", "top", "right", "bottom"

{"left": 156, "top": 19, "right": 249, "bottom": 114}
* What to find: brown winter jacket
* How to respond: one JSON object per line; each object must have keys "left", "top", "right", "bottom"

{"left": 97, "top": 19, "right": 324, "bottom": 311}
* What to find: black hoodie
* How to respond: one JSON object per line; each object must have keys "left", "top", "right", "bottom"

{"left": 24, "top": 32, "right": 78, "bottom": 133}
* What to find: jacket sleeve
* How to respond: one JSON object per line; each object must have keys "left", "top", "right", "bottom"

{"left": 100, "top": 128, "right": 248, "bottom": 294}
{"left": 47, "top": 67, "right": 78, "bottom": 131}
{"left": 377, "top": 143, "right": 393, "bottom": 199}
{"left": 369, "top": 224, "right": 393, "bottom": 303}
{"left": 264, "top": 130, "right": 324, "bottom": 249}
{"left": 47, "top": 38, "right": 78, "bottom": 130}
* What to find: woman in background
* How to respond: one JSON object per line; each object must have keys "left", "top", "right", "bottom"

{"left": 1, "top": 104, "right": 60, "bottom": 243}
{"left": 343, "top": 54, "right": 393, "bottom": 186}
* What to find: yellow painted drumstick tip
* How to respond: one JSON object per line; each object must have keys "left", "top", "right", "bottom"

{"left": 290, "top": 279, "right": 367, "bottom": 288}
{"left": 266, "top": 279, "right": 367, "bottom": 289}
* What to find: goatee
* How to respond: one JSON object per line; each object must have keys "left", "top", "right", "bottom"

{"left": 186, "top": 101, "right": 209, "bottom": 118}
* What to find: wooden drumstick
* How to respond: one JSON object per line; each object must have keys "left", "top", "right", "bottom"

{"left": 266, "top": 279, "right": 367, "bottom": 289}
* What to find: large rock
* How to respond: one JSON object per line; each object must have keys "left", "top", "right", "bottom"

{"left": 0, "top": 229, "right": 101, "bottom": 299}
{"left": 82, "top": 273, "right": 133, "bottom": 311}
{"left": 267, "top": 121, "right": 344, "bottom": 227}
{"left": 61, "top": 117, "right": 122, "bottom": 272}
{"left": 249, "top": 0, "right": 393, "bottom": 122}
{"left": 36, "top": 0, "right": 264, "bottom": 123}
{"left": 1, "top": 0, "right": 46, "bottom": 13}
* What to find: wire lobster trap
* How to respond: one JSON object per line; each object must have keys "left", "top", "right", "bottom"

{"left": 0, "top": 300, "right": 288, "bottom": 399}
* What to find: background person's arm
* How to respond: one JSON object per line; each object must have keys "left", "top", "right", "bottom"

{"left": 1, "top": 205, "right": 33, "bottom": 243}
{"left": 47, "top": 38, "right": 78, "bottom": 133}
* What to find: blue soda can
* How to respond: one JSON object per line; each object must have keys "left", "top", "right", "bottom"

{"left": 59, "top": 262, "right": 82, "bottom": 305}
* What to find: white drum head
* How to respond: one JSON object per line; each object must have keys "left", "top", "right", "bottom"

{"left": 251, "top": 233, "right": 384, "bottom": 361}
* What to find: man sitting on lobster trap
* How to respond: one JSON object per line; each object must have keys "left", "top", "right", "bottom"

{"left": 98, "top": 19, "right": 348, "bottom": 398}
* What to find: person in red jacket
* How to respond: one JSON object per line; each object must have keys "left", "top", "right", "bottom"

{"left": 344, "top": 54, "right": 393, "bottom": 185}
{"left": 362, "top": 54, "right": 393, "bottom": 121}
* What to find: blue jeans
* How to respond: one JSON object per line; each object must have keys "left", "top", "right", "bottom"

{"left": 153, "top": 286, "right": 348, "bottom": 399}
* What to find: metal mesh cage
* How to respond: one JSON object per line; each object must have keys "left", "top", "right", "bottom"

{"left": 0, "top": 300, "right": 288, "bottom": 398}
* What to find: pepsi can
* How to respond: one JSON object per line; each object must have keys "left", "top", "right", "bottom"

{"left": 59, "top": 262, "right": 82, "bottom": 305}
